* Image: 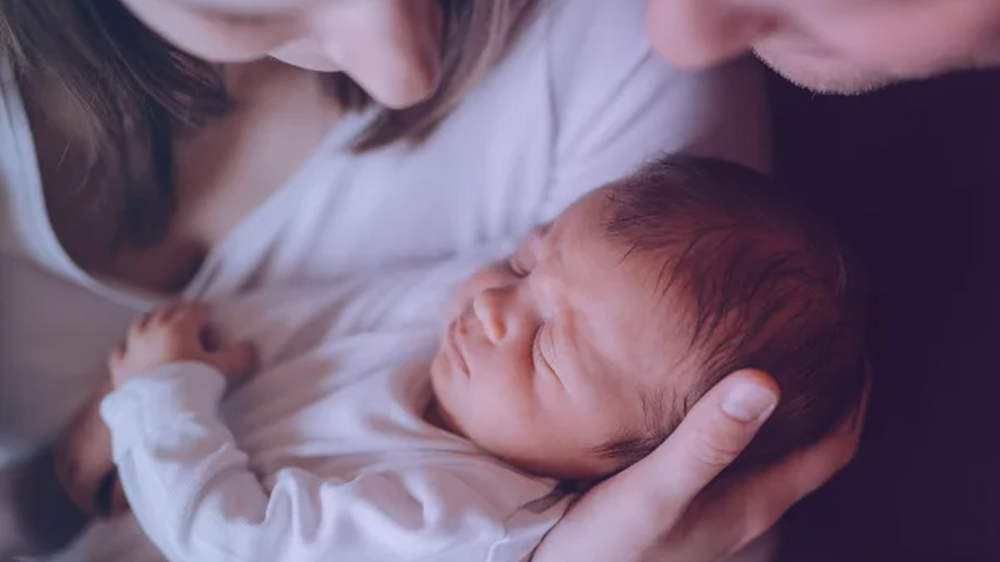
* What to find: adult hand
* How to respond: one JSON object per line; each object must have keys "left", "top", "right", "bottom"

{"left": 534, "top": 368, "right": 868, "bottom": 562}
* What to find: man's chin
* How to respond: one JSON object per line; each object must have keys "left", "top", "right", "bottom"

{"left": 753, "top": 49, "right": 897, "bottom": 95}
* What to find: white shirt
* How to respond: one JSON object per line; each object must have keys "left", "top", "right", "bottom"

{"left": 0, "top": 0, "right": 769, "bottom": 557}
{"left": 99, "top": 253, "right": 567, "bottom": 562}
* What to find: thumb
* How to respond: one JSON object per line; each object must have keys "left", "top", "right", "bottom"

{"left": 646, "top": 369, "right": 780, "bottom": 505}
{"left": 206, "top": 341, "right": 257, "bottom": 383}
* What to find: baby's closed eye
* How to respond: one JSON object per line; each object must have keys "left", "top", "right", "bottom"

{"left": 533, "top": 324, "right": 557, "bottom": 376}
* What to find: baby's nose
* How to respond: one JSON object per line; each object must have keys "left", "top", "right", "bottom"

{"left": 472, "top": 289, "right": 507, "bottom": 345}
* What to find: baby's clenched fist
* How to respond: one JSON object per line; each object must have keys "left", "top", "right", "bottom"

{"left": 108, "top": 302, "right": 256, "bottom": 388}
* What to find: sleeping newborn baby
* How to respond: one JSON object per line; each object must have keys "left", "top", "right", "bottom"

{"left": 80, "top": 156, "right": 866, "bottom": 562}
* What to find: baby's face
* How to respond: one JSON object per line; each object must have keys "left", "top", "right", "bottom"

{"left": 430, "top": 186, "right": 690, "bottom": 479}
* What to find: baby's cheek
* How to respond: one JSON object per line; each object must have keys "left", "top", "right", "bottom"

{"left": 470, "top": 410, "right": 543, "bottom": 463}
{"left": 466, "top": 383, "right": 526, "bottom": 430}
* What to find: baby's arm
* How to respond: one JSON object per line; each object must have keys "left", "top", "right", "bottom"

{"left": 102, "top": 303, "right": 544, "bottom": 562}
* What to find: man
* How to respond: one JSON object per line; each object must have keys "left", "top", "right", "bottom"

{"left": 645, "top": 0, "right": 1000, "bottom": 93}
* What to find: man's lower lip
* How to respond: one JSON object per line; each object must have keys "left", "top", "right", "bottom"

{"left": 448, "top": 320, "right": 470, "bottom": 377}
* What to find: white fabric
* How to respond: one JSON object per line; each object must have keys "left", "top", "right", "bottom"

{"left": 0, "top": 0, "right": 770, "bottom": 558}
{"left": 0, "top": 0, "right": 767, "bottom": 459}
{"left": 98, "top": 253, "right": 566, "bottom": 562}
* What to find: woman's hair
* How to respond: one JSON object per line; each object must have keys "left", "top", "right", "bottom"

{"left": 0, "top": 0, "right": 541, "bottom": 247}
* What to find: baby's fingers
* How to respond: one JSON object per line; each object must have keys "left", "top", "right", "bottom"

{"left": 206, "top": 342, "right": 257, "bottom": 384}
{"left": 162, "top": 302, "right": 209, "bottom": 329}
{"left": 157, "top": 302, "right": 210, "bottom": 349}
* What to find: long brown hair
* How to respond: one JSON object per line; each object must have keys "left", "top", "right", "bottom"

{"left": 0, "top": 0, "right": 542, "bottom": 247}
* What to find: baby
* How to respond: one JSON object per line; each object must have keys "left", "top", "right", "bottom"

{"left": 84, "top": 156, "right": 866, "bottom": 562}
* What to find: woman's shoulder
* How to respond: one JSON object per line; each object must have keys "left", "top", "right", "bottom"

{"left": 521, "top": 0, "right": 769, "bottom": 216}
{"left": 527, "top": 0, "right": 708, "bottom": 137}
{"left": 482, "top": 0, "right": 673, "bottom": 101}
{"left": 542, "top": 0, "right": 657, "bottom": 58}
{"left": 539, "top": 0, "right": 673, "bottom": 84}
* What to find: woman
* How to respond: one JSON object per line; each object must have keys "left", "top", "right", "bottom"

{"left": 0, "top": 0, "right": 860, "bottom": 560}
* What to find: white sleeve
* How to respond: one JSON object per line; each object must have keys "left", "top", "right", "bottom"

{"left": 540, "top": 0, "right": 770, "bottom": 220}
{"left": 100, "top": 364, "right": 534, "bottom": 562}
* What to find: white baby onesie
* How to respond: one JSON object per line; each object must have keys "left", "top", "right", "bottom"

{"left": 99, "top": 252, "right": 570, "bottom": 562}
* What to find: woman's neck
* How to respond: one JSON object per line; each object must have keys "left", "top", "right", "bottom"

{"left": 220, "top": 58, "right": 325, "bottom": 105}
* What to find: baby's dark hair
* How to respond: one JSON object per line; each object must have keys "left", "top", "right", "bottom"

{"left": 594, "top": 155, "right": 867, "bottom": 472}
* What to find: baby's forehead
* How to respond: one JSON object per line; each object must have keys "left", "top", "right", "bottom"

{"left": 541, "top": 185, "right": 706, "bottom": 396}
{"left": 574, "top": 251, "right": 697, "bottom": 393}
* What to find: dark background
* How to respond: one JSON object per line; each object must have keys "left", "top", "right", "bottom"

{"left": 769, "top": 69, "right": 1000, "bottom": 562}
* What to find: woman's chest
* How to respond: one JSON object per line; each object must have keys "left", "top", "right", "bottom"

{"left": 234, "top": 97, "right": 558, "bottom": 286}
{"left": 35, "top": 70, "right": 341, "bottom": 294}
{"left": 30, "top": 59, "right": 559, "bottom": 294}
{"left": 169, "top": 71, "right": 341, "bottom": 254}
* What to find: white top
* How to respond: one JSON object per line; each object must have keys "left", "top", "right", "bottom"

{"left": 0, "top": 0, "right": 768, "bottom": 558}
{"left": 99, "top": 253, "right": 566, "bottom": 562}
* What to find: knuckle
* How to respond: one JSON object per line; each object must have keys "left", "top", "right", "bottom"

{"left": 836, "top": 446, "right": 860, "bottom": 472}
{"left": 163, "top": 341, "right": 184, "bottom": 358}
{"left": 692, "top": 427, "right": 744, "bottom": 468}
{"left": 160, "top": 329, "right": 184, "bottom": 346}
{"left": 737, "top": 514, "right": 773, "bottom": 550}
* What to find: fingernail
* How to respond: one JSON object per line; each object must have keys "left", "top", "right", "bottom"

{"left": 722, "top": 382, "right": 777, "bottom": 423}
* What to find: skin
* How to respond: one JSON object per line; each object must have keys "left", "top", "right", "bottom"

{"left": 645, "top": 0, "right": 1000, "bottom": 93}
{"left": 119, "top": 0, "right": 444, "bottom": 108}
{"left": 430, "top": 186, "right": 694, "bottom": 479}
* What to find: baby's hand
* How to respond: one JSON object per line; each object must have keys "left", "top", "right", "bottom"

{"left": 109, "top": 303, "right": 256, "bottom": 388}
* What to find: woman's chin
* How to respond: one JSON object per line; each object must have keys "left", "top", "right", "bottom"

{"left": 268, "top": 51, "right": 341, "bottom": 73}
